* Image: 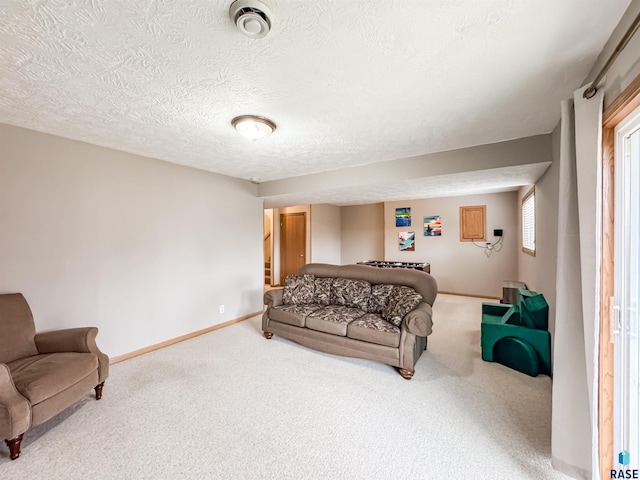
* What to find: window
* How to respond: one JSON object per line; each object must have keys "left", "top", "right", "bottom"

{"left": 521, "top": 187, "right": 535, "bottom": 256}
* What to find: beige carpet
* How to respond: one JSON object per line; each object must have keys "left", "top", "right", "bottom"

{"left": 0, "top": 294, "right": 570, "bottom": 479}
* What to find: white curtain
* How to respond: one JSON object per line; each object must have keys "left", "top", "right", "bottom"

{"left": 552, "top": 87, "right": 604, "bottom": 479}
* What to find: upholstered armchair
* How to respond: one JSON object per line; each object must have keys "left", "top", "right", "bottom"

{"left": 0, "top": 293, "right": 109, "bottom": 460}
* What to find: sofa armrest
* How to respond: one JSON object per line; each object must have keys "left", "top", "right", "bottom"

{"left": 403, "top": 302, "right": 433, "bottom": 337}
{"left": 264, "top": 288, "right": 284, "bottom": 308}
{"left": 0, "top": 363, "right": 31, "bottom": 440}
{"left": 35, "top": 327, "right": 110, "bottom": 383}
{"left": 35, "top": 327, "right": 98, "bottom": 353}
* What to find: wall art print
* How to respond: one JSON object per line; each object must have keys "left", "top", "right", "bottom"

{"left": 398, "top": 231, "right": 415, "bottom": 251}
{"left": 423, "top": 215, "right": 442, "bottom": 236}
{"left": 395, "top": 207, "right": 411, "bottom": 227}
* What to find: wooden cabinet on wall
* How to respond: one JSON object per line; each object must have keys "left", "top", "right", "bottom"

{"left": 459, "top": 205, "right": 486, "bottom": 241}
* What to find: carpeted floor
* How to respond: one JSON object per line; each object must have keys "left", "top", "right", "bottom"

{"left": 0, "top": 294, "right": 570, "bottom": 479}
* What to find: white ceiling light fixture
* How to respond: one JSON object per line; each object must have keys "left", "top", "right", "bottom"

{"left": 229, "top": 0, "right": 274, "bottom": 39}
{"left": 231, "top": 115, "right": 276, "bottom": 141}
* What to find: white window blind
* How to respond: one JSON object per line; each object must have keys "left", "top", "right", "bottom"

{"left": 522, "top": 187, "right": 535, "bottom": 255}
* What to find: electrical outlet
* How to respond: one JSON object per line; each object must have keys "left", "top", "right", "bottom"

{"left": 219, "top": 305, "right": 224, "bottom": 314}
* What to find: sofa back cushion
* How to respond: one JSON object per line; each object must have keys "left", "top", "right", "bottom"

{"left": 0, "top": 293, "right": 39, "bottom": 364}
{"left": 368, "top": 284, "right": 394, "bottom": 313}
{"left": 299, "top": 263, "right": 438, "bottom": 306}
{"left": 330, "top": 278, "right": 371, "bottom": 311}
{"left": 382, "top": 286, "right": 423, "bottom": 326}
{"left": 283, "top": 274, "right": 316, "bottom": 305}
{"left": 313, "top": 277, "right": 334, "bottom": 306}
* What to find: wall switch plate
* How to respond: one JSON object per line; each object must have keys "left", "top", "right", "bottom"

{"left": 219, "top": 305, "right": 224, "bottom": 314}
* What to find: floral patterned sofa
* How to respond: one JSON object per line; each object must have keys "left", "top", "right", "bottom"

{"left": 262, "top": 263, "right": 438, "bottom": 379}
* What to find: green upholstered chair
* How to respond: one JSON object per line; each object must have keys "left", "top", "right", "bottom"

{"left": 481, "top": 289, "right": 551, "bottom": 376}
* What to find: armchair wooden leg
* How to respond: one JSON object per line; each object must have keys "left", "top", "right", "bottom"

{"left": 398, "top": 368, "right": 415, "bottom": 380}
{"left": 263, "top": 332, "right": 274, "bottom": 339}
{"left": 94, "top": 382, "right": 105, "bottom": 400}
{"left": 6, "top": 434, "right": 23, "bottom": 460}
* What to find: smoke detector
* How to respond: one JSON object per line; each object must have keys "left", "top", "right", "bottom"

{"left": 229, "top": 0, "right": 273, "bottom": 39}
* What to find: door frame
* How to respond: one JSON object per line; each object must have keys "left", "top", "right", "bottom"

{"left": 600, "top": 73, "right": 640, "bottom": 477}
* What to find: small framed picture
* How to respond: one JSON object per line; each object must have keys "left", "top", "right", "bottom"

{"left": 423, "top": 215, "right": 442, "bottom": 236}
{"left": 399, "top": 231, "right": 415, "bottom": 251}
{"left": 396, "top": 207, "right": 411, "bottom": 227}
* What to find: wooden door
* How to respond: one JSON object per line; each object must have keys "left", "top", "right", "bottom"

{"left": 280, "top": 213, "right": 306, "bottom": 284}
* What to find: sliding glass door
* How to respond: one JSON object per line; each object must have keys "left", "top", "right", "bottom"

{"left": 613, "top": 103, "right": 640, "bottom": 466}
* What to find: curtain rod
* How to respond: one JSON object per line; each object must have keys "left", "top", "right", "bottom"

{"left": 583, "top": 10, "right": 640, "bottom": 99}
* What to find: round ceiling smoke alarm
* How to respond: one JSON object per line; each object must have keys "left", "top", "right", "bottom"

{"left": 229, "top": 0, "right": 274, "bottom": 39}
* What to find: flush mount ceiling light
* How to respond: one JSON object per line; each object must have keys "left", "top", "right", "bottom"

{"left": 231, "top": 115, "right": 276, "bottom": 141}
{"left": 229, "top": 0, "right": 274, "bottom": 39}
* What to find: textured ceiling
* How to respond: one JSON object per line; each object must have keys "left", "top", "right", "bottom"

{"left": 0, "top": 0, "right": 632, "bottom": 206}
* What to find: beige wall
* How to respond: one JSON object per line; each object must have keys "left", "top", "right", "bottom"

{"left": 0, "top": 124, "right": 264, "bottom": 358}
{"left": 310, "top": 204, "right": 341, "bottom": 264}
{"left": 384, "top": 193, "right": 519, "bottom": 297}
{"left": 517, "top": 121, "right": 561, "bottom": 344}
{"left": 340, "top": 203, "right": 384, "bottom": 265}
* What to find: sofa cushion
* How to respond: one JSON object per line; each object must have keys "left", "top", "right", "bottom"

{"left": 347, "top": 313, "right": 401, "bottom": 348}
{"left": 283, "top": 274, "right": 316, "bottom": 305}
{"left": 382, "top": 286, "right": 423, "bottom": 327}
{"left": 270, "top": 304, "right": 322, "bottom": 327}
{"left": 367, "top": 284, "right": 394, "bottom": 313}
{"left": 8, "top": 352, "right": 99, "bottom": 405}
{"left": 306, "top": 305, "right": 366, "bottom": 336}
{"left": 313, "top": 277, "right": 334, "bottom": 306}
{"left": 330, "top": 278, "right": 371, "bottom": 311}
